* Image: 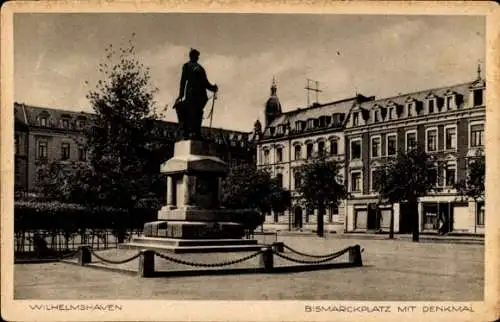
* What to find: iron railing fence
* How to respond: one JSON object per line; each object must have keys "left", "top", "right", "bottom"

{"left": 14, "top": 228, "right": 143, "bottom": 255}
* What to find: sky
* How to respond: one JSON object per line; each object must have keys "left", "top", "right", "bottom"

{"left": 14, "top": 13, "right": 485, "bottom": 132}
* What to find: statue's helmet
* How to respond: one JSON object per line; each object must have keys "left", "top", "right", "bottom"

{"left": 189, "top": 48, "right": 200, "bottom": 60}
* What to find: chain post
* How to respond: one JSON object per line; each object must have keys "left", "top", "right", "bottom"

{"left": 78, "top": 245, "right": 91, "bottom": 265}
{"left": 259, "top": 247, "right": 274, "bottom": 272}
{"left": 138, "top": 250, "right": 155, "bottom": 278}
{"left": 348, "top": 245, "right": 363, "bottom": 267}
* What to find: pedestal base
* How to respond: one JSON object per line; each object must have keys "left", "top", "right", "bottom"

{"left": 119, "top": 237, "right": 261, "bottom": 253}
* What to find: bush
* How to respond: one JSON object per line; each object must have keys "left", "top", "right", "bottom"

{"left": 14, "top": 201, "right": 157, "bottom": 232}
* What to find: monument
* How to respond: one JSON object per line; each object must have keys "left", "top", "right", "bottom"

{"left": 122, "top": 49, "right": 262, "bottom": 253}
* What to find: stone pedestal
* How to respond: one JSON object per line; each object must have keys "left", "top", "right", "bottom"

{"left": 122, "top": 140, "right": 262, "bottom": 253}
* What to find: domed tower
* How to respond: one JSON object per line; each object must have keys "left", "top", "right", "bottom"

{"left": 265, "top": 77, "right": 282, "bottom": 127}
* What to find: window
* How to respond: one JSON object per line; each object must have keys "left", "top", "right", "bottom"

{"left": 306, "top": 143, "right": 313, "bottom": 158}
{"left": 352, "top": 112, "right": 359, "bottom": 126}
{"left": 61, "top": 143, "right": 70, "bottom": 160}
{"left": 328, "top": 205, "right": 339, "bottom": 222}
{"left": 307, "top": 119, "right": 315, "bottom": 129}
{"left": 350, "top": 172, "right": 362, "bottom": 192}
{"left": 276, "top": 173, "right": 283, "bottom": 188}
{"left": 77, "top": 119, "right": 86, "bottom": 129}
{"left": 428, "top": 167, "right": 438, "bottom": 187}
{"left": 78, "top": 147, "right": 86, "bottom": 161}
{"left": 62, "top": 119, "right": 70, "bottom": 129}
{"left": 371, "top": 137, "right": 381, "bottom": 158}
{"left": 406, "top": 131, "right": 417, "bottom": 151}
{"left": 317, "top": 141, "right": 325, "bottom": 157}
{"left": 406, "top": 103, "right": 413, "bottom": 117}
{"left": 15, "top": 135, "right": 19, "bottom": 155}
{"left": 445, "top": 126, "right": 457, "bottom": 150}
{"left": 476, "top": 202, "right": 485, "bottom": 226}
{"left": 40, "top": 117, "right": 48, "bottom": 127}
{"left": 426, "top": 129, "right": 437, "bottom": 152}
{"left": 374, "top": 110, "right": 379, "bottom": 122}
{"left": 445, "top": 95, "right": 454, "bottom": 110}
{"left": 428, "top": 100, "right": 435, "bottom": 113}
{"left": 263, "top": 150, "right": 270, "bottom": 164}
{"left": 294, "top": 145, "right": 301, "bottom": 160}
{"left": 350, "top": 139, "right": 361, "bottom": 160}
{"left": 473, "top": 89, "right": 483, "bottom": 106}
{"left": 276, "top": 147, "right": 283, "bottom": 163}
{"left": 387, "top": 134, "right": 397, "bottom": 156}
{"left": 294, "top": 171, "right": 301, "bottom": 189}
{"left": 370, "top": 168, "right": 377, "bottom": 191}
{"left": 37, "top": 141, "right": 48, "bottom": 159}
{"left": 330, "top": 139, "right": 338, "bottom": 155}
{"left": 470, "top": 123, "right": 484, "bottom": 147}
{"left": 387, "top": 107, "right": 393, "bottom": 120}
{"left": 295, "top": 121, "right": 302, "bottom": 132}
{"left": 445, "top": 165, "right": 456, "bottom": 187}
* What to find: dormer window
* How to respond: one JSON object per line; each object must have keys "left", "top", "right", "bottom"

{"left": 62, "top": 119, "right": 70, "bottom": 129}
{"left": 268, "top": 127, "right": 275, "bottom": 135}
{"left": 276, "top": 125, "right": 284, "bottom": 135}
{"left": 444, "top": 92, "right": 456, "bottom": 110}
{"left": 373, "top": 110, "right": 379, "bottom": 122}
{"left": 387, "top": 107, "right": 393, "bottom": 120}
{"left": 352, "top": 112, "right": 359, "bottom": 126}
{"left": 40, "top": 117, "right": 48, "bottom": 127}
{"left": 318, "top": 116, "right": 326, "bottom": 128}
{"left": 428, "top": 99, "right": 435, "bottom": 113}
{"left": 473, "top": 89, "right": 483, "bottom": 106}
{"left": 325, "top": 116, "right": 332, "bottom": 126}
{"left": 307, "top": 118, "right": 315, "bottom": 129}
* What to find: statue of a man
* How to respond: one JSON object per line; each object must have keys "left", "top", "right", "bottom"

{"left": 175, "top": 48, "right": 218, "bottom": 140}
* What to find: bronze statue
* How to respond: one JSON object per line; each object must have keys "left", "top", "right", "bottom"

{"left": 175, "top": 49, "right": 218, "bottom": 140}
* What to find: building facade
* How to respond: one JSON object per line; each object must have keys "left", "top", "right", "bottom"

{"left": 255, "top": 71, "right": 485, "bottom": 235}
{"left": 255, "top": 80, "right": 374, "bottom": 232}
{"left": 14, "top": 103, "right": 255, "bottom": 193}
{"left": 344, "top": 73, "right": 485, "bottom": 235}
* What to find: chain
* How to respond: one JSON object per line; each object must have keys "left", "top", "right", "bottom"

{"left": 58, "top": 249, "right": 80, "bottom": 260}
{"left": 90, "top": 249, "right": 142, "bottom": 265}
{"left": 274, "top": 247, "right": 350, "bottom": 265}
{"left": 154, "top": 250, "right": 262, "bottom": 268}
{"left": 283, "top": 244, "right": 349, "bottom": 259}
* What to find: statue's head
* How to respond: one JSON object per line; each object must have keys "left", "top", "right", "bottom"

{"left": 189, "top": 48, "right": 200, "bottom": 62}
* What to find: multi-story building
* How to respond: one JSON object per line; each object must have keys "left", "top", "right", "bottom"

{"left": 14, "top": 103, "right": 255, "bottom": 193}
{"left": 254, "top": 79, "right": 374, "bottom": 232}
{"left": 344, "top": 70, "right": 485, "bottom": 235}
{"left": 255, "top": 69, "right": 485, "bottom": 235}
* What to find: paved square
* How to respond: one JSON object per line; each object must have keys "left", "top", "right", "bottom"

{"left": 14, "top": 237, "right": 483, "bottom": 300}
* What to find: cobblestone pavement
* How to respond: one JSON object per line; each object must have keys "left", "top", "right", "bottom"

{"left": 14, "top": 237, "right": 483, "bottom": 301}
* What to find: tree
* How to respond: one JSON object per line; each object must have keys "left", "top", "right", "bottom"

{"left": 80, "top": 35, "right": 168, "bottom": 209}
{"left": 295, "top": 155, "right": 347, "bottom": 237}
{"left": 373, "top": 147, "right": 435, "bottom": 242}
{"left": 221, "top": 164, "right": 291, "bottom": 223}
{"left": 456, "top": 155, "right": 485, "bottom": 201}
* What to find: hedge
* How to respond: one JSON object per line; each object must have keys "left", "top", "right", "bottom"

{"left": 14, "top": 201, "right": 158, "bottom": 231}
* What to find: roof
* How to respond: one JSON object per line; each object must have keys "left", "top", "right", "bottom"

{"left": 14, "top": 103, "right": 253, "bottom": 143}
{"left": 356, "top": 80, "right": 481, "bottom": 111}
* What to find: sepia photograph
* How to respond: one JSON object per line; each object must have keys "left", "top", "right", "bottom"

{"left": 1, "top": 2, "right": 499, "bottom": 321}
